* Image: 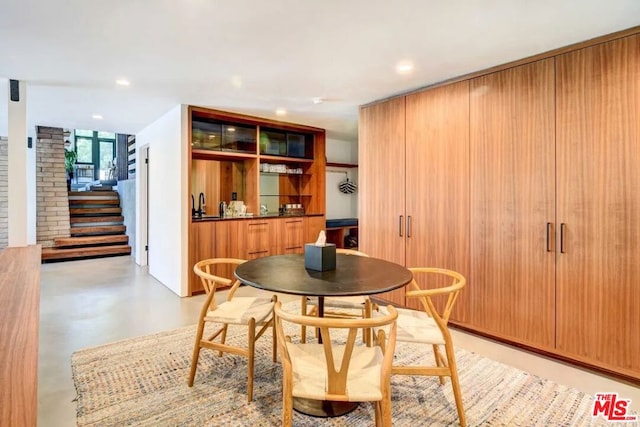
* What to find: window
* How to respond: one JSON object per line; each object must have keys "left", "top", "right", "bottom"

{"left": 74, "top": 130, "right": 116, "bottom": 181}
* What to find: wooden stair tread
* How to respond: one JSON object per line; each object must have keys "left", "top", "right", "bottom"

{"left": 42, "top": 245, "right": 131, "bottom": 261}
{"left": 69, "top": 207, "right": 122, "bottom": 215}
{"left": 46, "top": 190, "right": 130, "bottom": 262}
{"left": 68, "top": 191, "right": 118, "bottom": 197}
{"left": 71, "top": 225, "right": 126, "bottom": 235}
{"left": 54, "top": 235, "right": 129, "bottom": 247}
{"left": 68, "top": 199, "right": 120, "bottom": 205}
{"left": 70, "top": 215, "right": 124, "bottom": 224}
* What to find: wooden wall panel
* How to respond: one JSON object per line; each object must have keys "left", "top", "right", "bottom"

{"left": 191, "top": 160, "right": 221, "bottom": 215}
{"left": 469, "top": 59, "right": 556, "bottom": 348}
{"left": 404, "top": 81, "right": 470, "bottom": 322}
{"left": 556, "top": 35, "right": 640, "bottom": 375}
{"left": 305, "top": 215, "right": 325, "bottom": 245}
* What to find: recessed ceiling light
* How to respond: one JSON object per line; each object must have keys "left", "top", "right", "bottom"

{"left": 227, "top": 127, "right": 236, "bottom": 132}
{"left": 396, "top": 61, "right": 414, "bottom": 74}
{"left": 92, "top": 114, "right": 103, "bottom": 120}
{"left": 275, "top": 108, "right": 287, "bottom": 116}
{"left": 312, "top": 97, "right": 323, "bottom": 104}
{"left": 230, "top": 75, "right": 243, "bottom": 88}
{"left": 116, "top": 79, "right": 130, "bottom": 86}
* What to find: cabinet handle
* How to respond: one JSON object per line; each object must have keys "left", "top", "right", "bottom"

{"left": 249, "top": 222, "right": 269, "bottom": 226}
{"left": 249, "top": 250, "right": 268, "bottom": 254}
{"left": 560, "top": 223, "right": 566, "bottom": 254}
{"left": 407, "top": 216, "right": 412, "bottom": 238}
{"left": 546, "top": 222, "right": 552, "bottom": 252}
{"left": 399, "top": 215, "right": 403, "bottom": 237}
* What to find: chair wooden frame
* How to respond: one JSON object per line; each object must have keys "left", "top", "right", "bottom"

{"left": 274, "top": 301, "right": 398, "bottom": 427}
{"left": 188, "top": 258, "right": 277, "bottom": 402}
{"left": 377, "top": 267, "right": 467, "bottom": 426}
{"left": 301, "top": 248, "right": 377, "bottom": 345}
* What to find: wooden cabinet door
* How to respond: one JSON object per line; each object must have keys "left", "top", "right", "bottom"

{"left": 469, "top": 59, "right": 556, "bottom": 348}
{"left": 213, "top": 219, "right": 245, "bottom": 261}
{"left": 305, "top": 215, "right": 325, "bottom": 245}
{"left": 359, "top": 98, "right": 406, "bottom": 305}
{"left": 556, "top": 35, "right": 640, "bottom": 376}
{"left": 245, "top": 220, "right": 271, "bottom": 259}
{"left": 278, "top": 217, "right": 305, "bottom": 254}
{"left": 405, "top": 81, "right": 471, "bottom": 322}
{"left": 189, "top": 221, "right": 216, "bottom": 294}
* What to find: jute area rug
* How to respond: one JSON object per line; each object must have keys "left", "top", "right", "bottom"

{"left": 72, "top": 301, "right": 616, "bottom": 426}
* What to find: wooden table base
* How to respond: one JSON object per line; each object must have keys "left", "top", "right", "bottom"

{"left": 293, "top": 397, "right": 359, "bottom": 417}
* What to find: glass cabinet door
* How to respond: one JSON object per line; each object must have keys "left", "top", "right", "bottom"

{"left": 192, "top": 120, "right": 257, "bottom": 154}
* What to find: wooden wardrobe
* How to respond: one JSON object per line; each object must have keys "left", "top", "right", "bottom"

{"left": 358, "top": 30, "right": 640, "bottom": 380}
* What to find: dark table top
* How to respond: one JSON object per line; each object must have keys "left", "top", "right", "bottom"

{"left": 234, "top": 254, "right": 413, "bottom": 297}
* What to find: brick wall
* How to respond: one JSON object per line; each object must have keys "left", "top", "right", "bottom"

{"left": 36, "top": 126, "right": 69, "bottom": 247}
{"left": 0, "top": 137, "right": 7, "bottom": 249}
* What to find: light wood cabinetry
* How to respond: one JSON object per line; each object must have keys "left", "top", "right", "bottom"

{"left": 189, "top": 106, "right": 326, "bottom": 218}
{"left": 190, "top": 219, "right": 246, "bottom": 292}
{"left": 187, "top": 106, "right": 326, "bottom": 294}
{"left": 278, "top": 217, "right": 306, "bottom": 254}
{"left": 404, "top": 82, "right": 470, "bottom": 322}
{"left": 245, "top": 220, "right": 272, "bottom": 259}
{"left": 189, "top": 221, "right": 216, "bottom": 293}
{"left": 359, "top": 97, "right": 406, "bottom": 305}
{"left": 469, "top": 59, "right": 556, "bottom": 348}
{"left": 359, "top": 82, "right": 470, "bottom": 311}
{"left": 555, "top": 34, "right": 640, "bottom": 376}
{"left": 189, "top": 215, "right": 324, "bottom": 293}
{"left": 359, "top": 29, "right": 640, "bottom": 380}
{"left": 305, "top": 215, "right": 326, "bottom": 244}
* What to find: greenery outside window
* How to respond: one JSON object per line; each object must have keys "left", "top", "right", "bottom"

{"left": 74, "top": 130, "right": 116, "bottom": 180}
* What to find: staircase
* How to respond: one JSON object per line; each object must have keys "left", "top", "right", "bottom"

{"left": 41, "top": 191, "right": 132, "bottom": 262}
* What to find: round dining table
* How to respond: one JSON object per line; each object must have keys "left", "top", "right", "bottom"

{"left": 234, "top": 253, "right": 413, "bottom": 417}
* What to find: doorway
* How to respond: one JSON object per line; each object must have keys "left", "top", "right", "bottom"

{"left": 139, "top": 145, "right": 149, "bottom": 266}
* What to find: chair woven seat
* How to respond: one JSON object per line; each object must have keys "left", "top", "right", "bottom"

{"left": 274, "top": 301, "right": 398, "bottom": 426}
{"left": 287, "top": 342, "right": 384, "bottom": 401}
{"left": 376, "top": 306, "right": 445, "bottom": 345}
{"left": 374, "top": 267, "right": 467, "bottom": 427}
{"left": 205, "top": 297, "right": 274, "bottom": 325}
{"left": 306, "top": 295, "right": 368, "bottom": 310}
{"left": 188, "top": 258, "right": 277, "bottom": 403}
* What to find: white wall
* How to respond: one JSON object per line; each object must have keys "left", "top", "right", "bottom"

{"left": 325, "top": 138, "right": 358, "bottom": 219}
{"left": 27, "top": 129, "right": 36, "bottom": 244}
{"left": 136, "top": 105, "right": 189, "bottom": 296}
{"left": 7, "top": 80, "right": 31, "bottom": 246}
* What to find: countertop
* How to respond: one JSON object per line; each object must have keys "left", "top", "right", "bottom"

{"left": 191, "top": 212, "right": 324, "bottom": 222}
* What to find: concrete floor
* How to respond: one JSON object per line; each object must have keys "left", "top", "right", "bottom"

{"left": 38, "top": 256, "right": 639, "bottom": 426}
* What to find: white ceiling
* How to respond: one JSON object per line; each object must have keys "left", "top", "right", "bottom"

{"left": 1, "top": 0, "right": 639, "bottom": 142}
